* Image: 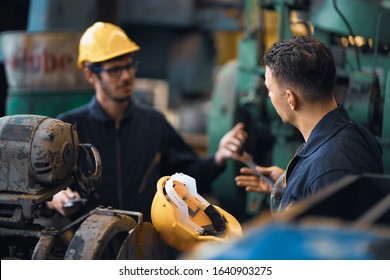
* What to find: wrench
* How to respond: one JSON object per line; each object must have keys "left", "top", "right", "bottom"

{"left": 232, "top": 151, "right": 274, "bottom": 186}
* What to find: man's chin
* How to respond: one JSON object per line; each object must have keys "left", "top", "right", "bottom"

{"left": 112, "top": 96, "right": 131, "bottom": 103}
{"left": 117, "top": 89, "right": 132, "bottom": 99}
{"left": 111, "top": 91, "right": 132, "bottom": 103}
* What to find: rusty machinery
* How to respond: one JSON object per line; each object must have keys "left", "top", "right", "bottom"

{"left": 0, "top": 115, "right": 164, "bottom": 260}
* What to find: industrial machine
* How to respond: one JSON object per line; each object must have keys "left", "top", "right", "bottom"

{"left": 0, "top": 0, "right": 246, "bottom": 119}
{"left": 208, "top": 0, "right": 390, "bottom": 221}
{"left": 0, "top": 115, "right": 163, "bottom": 260}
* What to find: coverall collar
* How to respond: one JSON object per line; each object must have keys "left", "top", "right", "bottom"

{"left": 88, "top": 96, "right": 135, "bottom": 122}
{"left": 297, "top": 104, "right": 350, "bottom": 158}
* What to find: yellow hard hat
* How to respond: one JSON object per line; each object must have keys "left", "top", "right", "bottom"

{"left": 151, "top": 173, "right": 242, "bottom": 252}
{"left": 77, "top": 22, "right": 140, "bottom": 69}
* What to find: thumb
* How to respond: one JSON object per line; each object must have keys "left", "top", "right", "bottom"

{"left": 256, "top": 166, "right": 273, "bottom": 176}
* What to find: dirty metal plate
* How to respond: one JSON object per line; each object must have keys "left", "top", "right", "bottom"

{"left": 117, "top": 222, "right": 166, "bottom": 260}
{"left": 65, "top": 213, "right": 137, "bottom": 260}
{"left": 0, "top": 124, "right": 33, "bottom": 142}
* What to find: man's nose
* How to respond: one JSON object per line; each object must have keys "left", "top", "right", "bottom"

{"left": 120, "top": 67, "right": 134, "bottom": 79}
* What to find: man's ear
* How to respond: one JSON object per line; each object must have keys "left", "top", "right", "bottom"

{"left": 286, "top": 90, "right": 297, "bottom": 110}
{"left": 83, "top": 68, "right": 96, "bottom": 85}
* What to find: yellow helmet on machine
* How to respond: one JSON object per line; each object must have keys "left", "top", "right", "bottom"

{"left": 77, "top": 22, "right": 140, "bottom": 69}
{"left": 151, "top": 173, "right": 242, "bottom": 252}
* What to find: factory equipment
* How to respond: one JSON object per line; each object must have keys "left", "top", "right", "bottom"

{"left": 0, "top": 115, "right": 163, "bottom": 259}
{"left": 208, "top": 0, "right": 390, "bottom": 220}
{"left": 0, "top": 0, "right": 245, "bottom": 119}
{"left": 1, "top": 31, "right": 94, "bottom": 117}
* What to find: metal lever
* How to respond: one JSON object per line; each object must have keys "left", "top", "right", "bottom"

{"left": 232, "top": 151, "right": 274, "bottom": 186}
{"left": 76, "top": 143, "right": 102, "bottom": 195}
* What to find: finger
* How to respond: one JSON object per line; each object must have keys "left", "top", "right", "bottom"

{"left": 256, "top": 166, "right": 274, "bottom": 177}
{"left": 232, "top": 126, "right": 248, "bottom": 140}
{"left": 231, "top": 122, "right": 245, "bottom": 132}
{"left": 235, "top": 174, "right": 258, "bottom": 182}
{"left": 235, "top": 176, "right": 259, "bottom": 188}
{"left": 61, "top": 195, "right": 71, "bottom": 205}
{"left": 62, "top": 203, "right": 81, "bottom": 217}
{"left": 235, "top": 130, "right": 248, "bottom": 140}
{"left": 239, "top": 167, "right": 256, "bottom": 175}
{"left": 64, "top": 187, "right": 76, "bottom": 198}
{"left": 64, "top": 188, "right": 81, "bottom": 200}
{"left": 236, "top": 179, "right": 257, "bottom": 187}
{"left": 225, "top": 142, "right": 240, "bottom": 152}
{"left": 237, "top": 181, "right": 258, "bottom": 189}
{"left": 227, "top": 137, "right": 242, "bottom": 146}
{"left": 74, "top": 191, "right": 81, "bottom": 199}
{"left": 247, "top": 178, "right": 272, "bottom": 192}
{"left": 245, "top": 185, "right": 270, "bottom": 193}
{"left": 256, "top": 166, "right": 275, "bottom": 180}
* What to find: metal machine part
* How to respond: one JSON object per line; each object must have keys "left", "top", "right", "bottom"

{"left": 0, "top": 114, "right": 79, "bottom": 194}
{"left": 30, "top": 207, "right": 162, "bottom": 260}
{"left": 63, "top": 207, "right": 165, "bottom": 260}
{"left": 116, "top": 221, "right": 166, "bottom": 260}
{"left": 0, "top": 114, "right": 163, "bottom": 260}
{"left": 0, "top": 114, "right": 101, "bottom": 223}
{"left": 0, "top": 115, "right": 90, "bottom": 258}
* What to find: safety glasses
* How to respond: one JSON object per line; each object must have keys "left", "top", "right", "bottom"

{"left": 93, "top": 61, "right": 139, "bottom": 78}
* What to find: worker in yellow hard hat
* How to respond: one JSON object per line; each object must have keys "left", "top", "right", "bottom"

{"left": 77, "top": 22, "right": 140, "bottom": 69}
{"left": 46, "top": 22, "right": 248, "bottom": 223}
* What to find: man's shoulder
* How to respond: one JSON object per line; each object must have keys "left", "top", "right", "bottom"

{"left": 339, "top": 120, "right": 380, "bottom": 146}
{"left": 132, "top": 102, "right": 166, "bottom": 120}
{"left": 317, "top": 123, "right": 383, "bottom": 171}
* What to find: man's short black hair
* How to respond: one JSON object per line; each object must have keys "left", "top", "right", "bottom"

{"left": 264, "top": 36, "right": 336, "bottom": 101}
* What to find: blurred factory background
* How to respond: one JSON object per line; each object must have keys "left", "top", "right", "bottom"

{"left": 1, "top": 0, "right": 390, "bottom": 260}
{"left": 0, "top": 0, "right": 246, "bottom": 131}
